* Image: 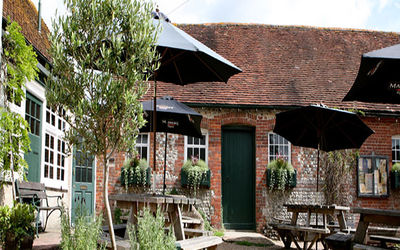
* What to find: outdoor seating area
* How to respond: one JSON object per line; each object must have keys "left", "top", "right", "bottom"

{"left": 272, "top": 204, "right": 400, "bottom": 250}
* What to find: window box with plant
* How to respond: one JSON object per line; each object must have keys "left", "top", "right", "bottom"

{"left": 181, "top": 156, "right": 211, "bottom": 192}
{"left": 266, "top": 158, "right": 296, "bottom": 190}
{"left": 120, "top": 155, "right": 151, "bottom": 188}
{"left": 0, "top": 203, "right": 35, "bottom": 250}
{"left": 391, "top": 163, "right": 400, "bottom": 189}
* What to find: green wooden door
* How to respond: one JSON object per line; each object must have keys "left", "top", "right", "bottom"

{"left": 24, "top": 93, "right": 42, "bottom": 182}
{"left": 72, "top": 148, "right": 95, "bottom": 220}
{"left": 222, "top": 126, "right": 255, "bottom": 230}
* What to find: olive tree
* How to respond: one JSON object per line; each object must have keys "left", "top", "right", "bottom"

{"left": 46, "top": 0, "right": 159, "bottom": 248}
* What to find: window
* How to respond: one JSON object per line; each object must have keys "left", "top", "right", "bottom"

{"left": 136, "top": 133, "right": 149, "bottom": 160}
{"left": 392, "top": 137, "right": 400, "bottom": 165}
{"left": 46, "top": 106, "right": 65, "bottom": 131}
{"left": 44, "top": 133, "right": 66, "bottom": 182}
{"left": 46, "top": 105, "right": 56, "bottom": 127}
{"left": 357, "top": 154, "right": 388, "bottom": 197}
{"left": 185, "top": 134, "right": 208, "bottom": 163}
{"left": 268, "top": 132, "right": 291, "bottom": 163}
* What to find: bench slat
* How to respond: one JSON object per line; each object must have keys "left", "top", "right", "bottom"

{"left": 369, "top": 235, "right": 400, "bottom": 243}
{"left": 176, "top": 236, "right": 222, "bottom": 250}
{"left": 276, "top": 224, "right": 330, "bottom": 234}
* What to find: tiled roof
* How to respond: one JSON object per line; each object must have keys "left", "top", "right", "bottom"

{"left": 149, "top": 23, "right": 400, "bottom": 113}
{"left": 3, "top": 0, "right": 51, "bottom": 61}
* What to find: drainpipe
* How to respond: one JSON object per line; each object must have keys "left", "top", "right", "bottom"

{"left": 38, "top": 0, "right": 41, "bottom": 32}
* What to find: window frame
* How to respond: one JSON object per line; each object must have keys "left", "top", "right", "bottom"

{"left": 392, "top": 136, "right": 400, "bottom": 165}
{"left": 135, "top": 133, "right": 150, "bottom": 161}
{"left": 268, "top": 132, "right": 291, "bottom": 164}
{"left": 184, "top": 133, "right": 208, "bottom": 164}
{"left": 357, "top": 154, "right": 389, "bottom": 198}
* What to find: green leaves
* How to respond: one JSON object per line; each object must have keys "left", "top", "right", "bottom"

{"left": 182, "top": 159, "right": 209, "bottom": 194}
{"left": 47, "top": 0, "right": 159, "bottom": 159}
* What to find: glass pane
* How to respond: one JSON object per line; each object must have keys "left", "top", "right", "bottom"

{"left": 142, "top": 134, "right": 148, "bottom": 143}
{"left": 200, "top": 136, "right": 205, "bottom": 145}
{"left": 187, "top": 148, "right": 193, "bottom": 160}
{"left": 45, "top": 134, "right": 49, "bottom": 147}
{"left": 142, "top": 148, "right": 147, "bottom": 160}
{"left": 31, "top": 102, "right": 35, "bottom": 117}
{"left": 278, "top": 135, "right": 283, "bottom": 144}
{"left": 46, "top": 111, "right": 50, "bottom": 123}
{"left": 36, "top": 104, "right": 40, "bottom": 119}
{"left": 88, "top": 168, "right": 92, "bottom": 183}
{"left": 30, "top": 119, "right": 35, "bottom": 134}
{"left": 58, "top": 119, "right": 62, "bottom": 130}
{"left": 200, "top": 148, "right": 205, "bottom": 161}
{"left": 44, "top": 165, "right": 49, "bottom": 178}
{"left": 61, "top": 156, "right": 65, "bottom": 167}
{"left": 26, "top": 99, "right": 30, "bottom": 114}
{"left": 50, "top": 150, "right": 54, "bottom": 164}
{"left": 61, "top": 169, "right": 65, "bottom": 181}
{"left": 269, "top": 134, "right": 274, "bottom": 144}
{"left": 50, "top": 166, "right": 53, "bottom": 179}
{"left": 188, "top": 136, "right": 193, "bottom": 145}
{"left": 76, "top": 167, "right": 81, "bottom": 182}
{"left": 57, "top": 154, "right": 61, "bottom": 166}
{"left": 51, "top": 114, "right": 55, "bottom": 126}
{"left": 194, "top": 148, "right": 199, "bottom": 158}
{"left": 397, "top": 151, "right": 400, "bottom": 162}
{"left": 57, "top": 168, "right": 60, "bottom": 180}
{"left": 194, "top": 137, "right": 199, "bottom": 145}
{"left": 50, "top": 136, "right": 54, "bottom": 149}
{"left": 45, "top": 149, "right": 49, "bottom": 163}
{"left": 392, "top": 151, "right": 396, "bottom": 161}
{"left": 81, "top": 168, "right": 87, "bottom": 183}
{"left": 35, "top": 120, "right": 40, "bottom": 136}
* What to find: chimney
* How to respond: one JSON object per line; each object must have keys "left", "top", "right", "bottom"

{"left": 38, "top": 0, "right": 41, "bottom": 32}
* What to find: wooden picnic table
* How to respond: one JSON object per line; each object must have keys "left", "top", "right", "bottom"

{"left": 352, "top": 207, "right": 400, "bottom": 246}
{"left": 273, "top": 204, "right": 350, "bottom": 250}
{"left": 109, "top": 193, "right": 200, "bottom": 241}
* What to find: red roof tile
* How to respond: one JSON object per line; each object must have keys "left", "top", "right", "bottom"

{"left": 148, "top": 23, "right": 400, "bottom": 113}
{"left": 3, "top": 0, "right": 51, "bottom": 61}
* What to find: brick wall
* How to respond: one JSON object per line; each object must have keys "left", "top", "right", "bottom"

{"left": 95, "top": 107, "right": 400, "bottom": 232}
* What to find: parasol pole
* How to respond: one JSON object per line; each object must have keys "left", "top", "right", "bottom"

{"left": 163, "top": 132, "right": 168, "bottom": 195}
{"left": 317, "top": 144, "right": 320, "bottom": 192}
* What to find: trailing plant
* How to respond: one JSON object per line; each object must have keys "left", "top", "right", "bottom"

{"left": 266, "top": 157, "right": 295, "bottom": 190}
{"left": 181, "top": 156, "right": 209, "bottom": 194}
{"left": 0, "top": 19, "right": 37, "bottom": 197}
{"left": 127, "top": 208, "right": 175, "bottom": 250}
{"left": 121, "top": 155, "right": 150, "bottom": 188}
{"left": 0, "top": 203, "right": 35, "bottom": 249}
{"left": 60, "top": 207, "right": 106, "bottom": 250}
{"left": 321, "top": 149, "right": 359, "bottom": 206}
{"left": 392, "top": 163, "right": 400, "bottom": 172}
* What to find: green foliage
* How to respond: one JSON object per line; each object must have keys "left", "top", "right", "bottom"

{"left": 266, "top": 158, "right": 295, "bottom": 190}
{"left": 392, "top": 163, "right": 400, "bottom": 172}
{"left": 182, "top": 157, "right": 209, "bottom": 194}
{"left": 2, "top": 19, "right": 38, "bottom": 104}
{"left": 213, "top": 230, "right": 224, "bottom": 237}
{"left": 128, "top": 208, "right": 175, "bottom": 250}
{"left": 321, "top": 149, "right": 359, "bottom": 205}
{"left": 0, "top": 109, "right": 30, "bottom": 181}
{"left": 121, "top": 156, "right": 150, "bottom": 188}
{"left": 198, "top": 209, "right": 212, "bottom": 231}
{"left": 46, "top": 0, "right": 160, "bottom": 157}
{"left": 0, "top": 203, "right": 35, "bottom": 248}
{"left": 0, "top": 20, "right": 37, "bottom": 184}
{"left": 60, "top": 207, "right": 106, "bottom": 250}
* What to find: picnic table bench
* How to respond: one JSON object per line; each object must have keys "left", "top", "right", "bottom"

{"left": 175, "top": 235, "right": 223, "bottom": 250}
{"left": 352, "top": 207, "right": 400, "bottom": 247}
{"left": 273, "top": 204, "right": 350, "bottom": 250}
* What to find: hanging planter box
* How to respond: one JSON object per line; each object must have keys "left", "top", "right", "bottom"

{"left": 266, "top": 169, "right": 297, "bottom": 189}
{"left": 180, "top": 169, "right": 211, "bottom": 188}
{"left": 391, "top": 171, "right": 400, "bottom": 189}
{"left": 120, "top": 167, "right": 151, "bottom": 187}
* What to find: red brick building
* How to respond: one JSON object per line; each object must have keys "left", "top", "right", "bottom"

{"left": 96, "top": 23, "right": 400, "bottom": 231}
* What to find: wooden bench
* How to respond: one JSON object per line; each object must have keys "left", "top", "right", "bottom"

{"left": 369, "top": 235, "right": 400, "bottom": 248}
{"left": 274, "top": 224, "right": 331, "bottom": 249}
{"left": 175, "top": 236, "right": 223, "bottom": 250}
{"left": 16, "top": 181, "right": 62, "bottom": 236}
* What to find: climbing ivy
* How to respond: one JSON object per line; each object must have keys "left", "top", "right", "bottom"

{"left": 0, "top": 20, "right": 38, "bottom": 186}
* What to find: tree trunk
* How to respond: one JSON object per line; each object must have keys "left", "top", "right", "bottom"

{"left": 103, "top": 155, "right": 116, "bottom": 249}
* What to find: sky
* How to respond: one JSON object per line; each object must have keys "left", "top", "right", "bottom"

{"left": 33, "top": 0, "right": 400, "bottom": 33}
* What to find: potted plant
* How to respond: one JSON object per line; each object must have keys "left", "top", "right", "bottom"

{"left": 391, "top": 163, "right": 400, "bottom": 189}
{"left": 0, "top": 203, "right": 35, "bottom": 250}
{"left": 181, "top": 156, "right": 210, "bottom": 193}
{"left": 266, "top": 157, "right": 296, "bottom": 190}
{"left": 120, "top": 155, "right": 151, "bottom": 188}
